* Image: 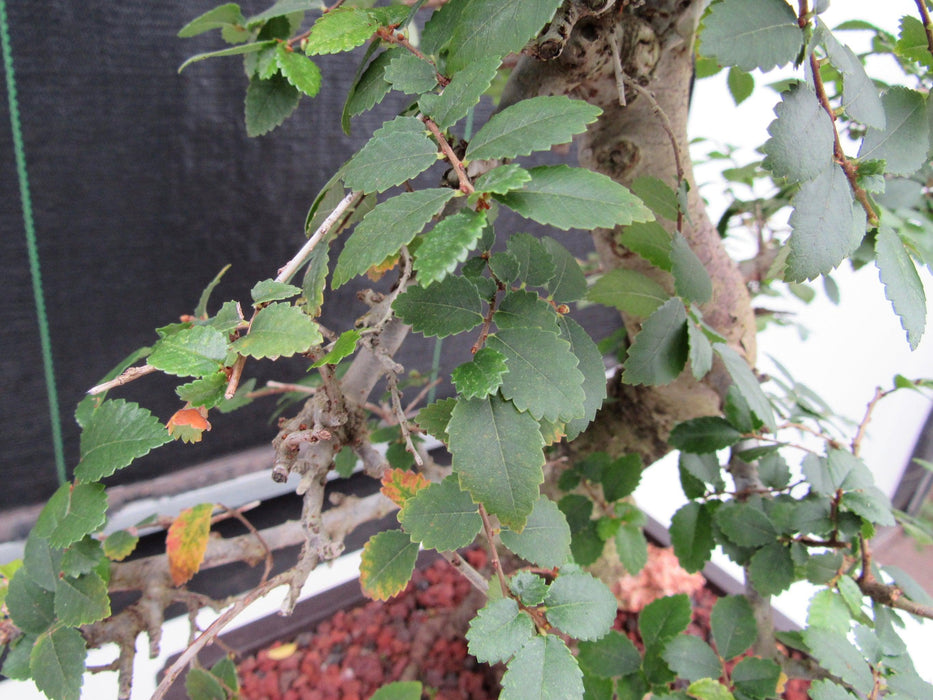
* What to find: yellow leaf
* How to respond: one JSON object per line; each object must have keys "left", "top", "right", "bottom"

{"left": 380, "top": 468, "right": 430, "bottom": 507}
{"left": 166, "top": 503, "right": 214, "bottom": 586}
{"left": 266, "top": 643, "right": 298, "bottom": 660}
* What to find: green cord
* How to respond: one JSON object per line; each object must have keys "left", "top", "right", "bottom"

{"left": 1, "top": 0, "right": 67, "bottom": 484}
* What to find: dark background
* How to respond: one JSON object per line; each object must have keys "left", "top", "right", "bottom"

{"left": 1, "top": 2, "right": 618, "bottom": 510}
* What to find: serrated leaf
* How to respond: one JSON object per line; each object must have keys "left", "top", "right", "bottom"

{"left": 876, "top": 223, "right": 926, "bottom": 350}
{"left": 630, "top": 176, "right": 679, "bottom": 221}
{"left": 148, "top": 325, "right": 227, "bottom": 377}
{"left": 762, "top": 83, "right": 835, "bottom": 182}
{"left": 620, "top": 220, "right": 673, "bottom": 270}
{"left": 588, "top": 268, "right": 669, "bottom": 317}
{"left": 687, "top": 320, "right": 714, "bottom": 380}
{"left": 301, "top": 239, "right": 331, "bottom": 316}
{"left": 494, "top": 289, "right": 559, "bottom": 332}
{"left": 344, "top": 49, "right": 394, "bottom": 123}
{"left": 275, "top": 44, "right": 321, "bottom": 97}
{"left": 448, "top": 395, "right": 544, "bottom": 531}
{"left": 639, "top": 593, "right": 692, "bottom": 649}
{"left": 380, "top": 468, "right": 429, "bottom": 507}
{"left": 785, "top": 164, "right": 864, "bottom": 282}
{"left": 841, "top": 487, "right": 896, "bottom": 527}
{"left": 466, "top": 95, "right": 601, "bottom": 161}
{"left": 687, "top": 678, "right": 736, "bottom": 700}
{"left": 466, "top": 598, "right": 535, "bottom": 663}
{"left": 393, "top": 274, "right": 484, "bottom": 338}
{"left": 615, "top": 524, "right": 649, "bottom": 576}
{"left": 2, "top": 632, "right": 35, "bottom": 681}
{"left": 230, "top": 302, "right": 321, "bottom": 358}
{"left": 178, "top": 4, "right": 244, "bottom": 38}
{"left": 399, "top": 476, "right": 481, "bottom": 551}
{"left": 176, "top": 372, "right": 228, "bottom": 410}
{"left": 802, "top": 627, "right": 874, "bottom": 695}
{"left": 244, "top": 73, "right": 300, "bottom": 137}
{"left": 808, "top": 589, "right": 852, "bottom": 635}
{"left": 445, "top": 0, "right": 563, "bottom": 74}
{"left": 662, "top": 635, "right": 722, "bottom": 682}
{"left": 500, "top": 496, "right": 571, "bottom": 568}
{"left": 859, "top": 87, "right": 929, "bottom": 176}
{"left": 542, "top": 237, "right": 587, "bottom": 303}
{"left": 60, "top": 537, "right": 104, "bottom": 578}
{"left": 312, "top": 329, "right": 360, "bottom": 367}
{"left": 384, "top": 51, "right": 437, "bottom": 94}
{"left": 343, "top": 117, "right": 438, "bottom": 194}
{"left": 334, "top": 188, "right": 457, "bottom": 287}
{"left": 506, "top": 233, "right": 556, "bottom": 288}
{"left": 680, "top": 452, "right": 724, "bottom": 490}
{"left": 35, "top": 483, "right": 109, "bottom": 549}
{"left": 474, "top": 164, "right": 532, "bottom": 196}
{"left": 23, "top": 532, "right": 62, "bottom": 592}
{"left": 420, "top": 56, "right": 501, "bottom": 129}
{"left": 671, "top": 233, "right": 712, "bottom": 304}
{"left": 370, "top": 681, "right": 423, "bottom": 700}
{"left": 305, "top": 6, "right": 408, "bottom": 56}
{"left": 30, "top": 627, "right": 85, "bottom": 700}
{"left": 500, "top": 635, "right": 584, "bottom": 700}
{"left": 166, "top": 503, "right": 213, "bottom": 586}
{"left": 557, "top": 316, "right": 608, "bottom": 441}
{"left": 820, "top": 27, "right": 885, "bottom": 129}
{"left": 415, "top": 397, "right": 457, "bottom": 440}
{"left": 714, "top": 344, "right": 776, "bottom": 431}
{"left": 360, "top": 530, "right": 419, "bottom": 600}
{"left": 251, "top": 278, "right": 302, "bottom": 305}
{"left": 495, "top": 165, "right": 653, "bottom": 230}
{"left": 711, "top": 595, "right": 757, "bottom": 660}
{"left": 670, "top": 502, "right": 715, "bottom": 573}
{"left": 808, "top": 679, "right": 860, "bottom": 700}
{"left": 414, "top": 208, "right": 486, "bottom": 286}
{"left": 577, "top": 630, "right": 642, "bottom": 678}
{"left": 55, "top": 573, "right": 110, "bottom": 626}
{"left": 103, "top": 530, "right": 139, "bottom": 562}
{"left": 599, "top": 453, "right": 643, "bottom": 502}
{"left": 488, "top": 327, "right": 586, "bottom": 422}
{"left": 509, "top": 571, "right": 550, "bottom": 606}
{"left": 716, "top": 502, "right": 777, "bottom": 547}
{"left": 749, "top": 542, "right": 795, "bottom": 596}
{"left": 452, "top": 348, "right": 508, "bottom": 399}
{"left": 896, "top": 16, "right": 933, "bottom": 69}
{"left": 670, "top": 416, "right": 744, "bottom": 453}
{"left": 6, "top": 569, "right": 55, "bottom": 634}
{"left": 700, "top": 0, "right": 803, "bottom": 71}
{"left": 622, "top": 298, "right": 689, "bottom": 385}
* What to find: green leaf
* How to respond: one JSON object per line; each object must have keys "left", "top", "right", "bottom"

{"left": 619, "top": 221, "right": 673, "bottom": 270}
{"left": 639, "top": 594, "right": 692, "bottom": 649}
{"left": 802, "top": 627, "right": 874, "bottom": 696}
{"left": 301, "top": 237, "right": 331, "bottom": 316}
{"left": 588, "top": 268, "right": 668, "bottom": 318}
{"left": 312, "top": 329, "right": 360, "bottom": 367}
{"left": 494, "top": 290, "right": 559, "bottom": 332}
{"left": 466, "top": 96, "right": 601, "bottom": 161}
{"left": 178, "top": 4, "right": 244, "bottom": 38}
{"left": 334, "top": 188, "right": 457, "bottom": 287}
{"left": 176, "top": 372, "right": 228, "bottom": 409}
{"left": 178, "top": 40, "right": 275, "bottom": 73}
{"left": 244, "top": 73, "right": 300, "bottom": 137}
{"left": 185, "top": 667, "right": 226, "bottom": 700}
{"left": 784, "top": 164, "right": 863, "bottom": 282}
{"left": 670, "top": 416, "right": 742, "bottom": 453}
{"left": 509, "top": 571, "right": 550, "bottom": 606}
{"left": 699, "top": 0, "right": 803, "bottom": 71}
{"left": 859, "top": 87, "right": 929, "bottom": 176}
{"left": 194, "top": 265, "right": 231, "bottom": 319}
{"left": 748, "top": 543, "right": 795, "bottom": 596}
{"left": 415, "top": 397, "right": 457, "bottom": 440}
{"left": 687, "top": 320, "right": 713, "bottom": 380}
{"left": 714, "top": 344, "right": 776, "bottom": 431}
{"left": 466, "top": 598, "right": 535, "bottom": 663}
{"left": 34, "top": 483, "right": 108, "bottom": 549}
{"left": 103, "top": 530, "right": 139, "bottom": 562}
{"left": 305, "top": 6, "right": 408, "bottom": 55}
{"left": 229, "top": 302, "right": 322, "bottom": 358}
{"left": 393, "top": 275, "right": 484, "bottom": 338}
{"left": 445, "top": 0, "right": 563, "bottom": 74}
{"left": 896, "top": 16, "right": 933, "bottom": 69}
{"left": 384, "top": 51, "right": 437, "bottom": 95}
{"left": 622, "top": 298, "right": 688, "bottom": 385}
{"left": 500, "top": 496, "right": 571, "bottom": 568}
{"left": 488, "top": 327, "right": 586, "bottom": 422}
{"left": 343, "top": 117, "right": 438, "bottom": 194}
{"left": 558, "top": 316, "right": 607, "bottom": 441}
{"left": 715, "top": 502, "right": 777, "bottom": 547}
{"left": 495, "top": 165, "right": 653, "bottom": 231}
{"left": 820, "top": 28, "right": 885, "bottom": 130}
{"left": 662, "top": 635, "right": 722, "bottom": 682}
{"left": 2, "top": 632, "right": 35, "bottom": 681}
{"left": 473, "top": 164, "right": 532, "bottom": 195}
{"left": 359, "top": 529, "right": 419, "bottom": 601}
{"left": 615, "top": 524, "right": 649, "bottom": 576}
{"left": 30, "top": 627, "right": 86, "bottom": 700}
{"left": 680, "top": 452, "right": 724, "bottom": 491}
{"left": 671, "top": 501, "right": 716, "bottom": 574}
{"left": 6, "top": 569, "right": 55, "bottom": 634}
{"left": 671, "top": 233, "right": 712, "bottom": 304}
{"left": 686, "top": 678, "right": 736, "bottom": 700}
{"left": 630, "top": 176, "right": 679, "bottom": 221}
{"left": 398, "top": 475, "right": 482, "bottom": 551}
{"left": 244, "top": 0, "right": 313, "bottom": 28}
{"left": 876, "top": 223, "right": 926, "bottom": 350}
{"left": 370, "top": 681, "right": 423, "bottom": 700}
{"left": 542, "top": 237, "right": 588, "bottom": 303}
{"left": 60, "top": 537, "right": 105, "bottom": 578}
{"left": 448, "top": 395, "right": 545, "bottom": 531}
{"left": 711, "top": 595, "right": 757, "bottom": 660}
{"left": 275, "top": 45, "right": 321, "bottom": 97}
{"left": 577, "top": 630, "right": 642, "bottom": 678}
{"left": 842, "top": 487, "right": 896, "bottom": 527}
{"left": 808, "top": 679, "right": 860, "bottom": 700}
{"left": 727, "top": 67, "right": 755, "bottom": 105}
{"left": 23, "top": 532, "right": 62, "bottom": 591}
{"left": 500, "top": 635, "right": 584, "bottom": 700}
{"left": 419, "top": 56, "right": 501, "bottom": 129}
{"left": 55, "top": 573, "right": 110, "bottom": 627}
{"left": 762, "top": 83, "right": 835, "bottom": 183}
{"left": 250, "top": 278, "right": 302, "bottom": 305}
{"left": 807, "top": 589, "right": 852, "bottom": 635}
{"left": 344, "top": 49, "right": 394, "bottom": 123}
{"left": 506, "top": 233, "right": 556, "bottom": 288}
{"left": 452, "top": 348, "right": 508, "bottom": 400}
{"left": 415, "top": 208, "right": 486, "bottom": 286}
{"left": 148, "top": 325, "right": 227, "bottom": 377}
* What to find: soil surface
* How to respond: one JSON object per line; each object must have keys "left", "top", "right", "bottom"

{"left": 236, "top": 546, "right": 810, "bottom": 699}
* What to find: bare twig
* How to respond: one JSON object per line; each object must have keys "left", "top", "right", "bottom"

{"left": 87, "top": 364, "right": 158, "bottom": 395}
{"left": 441, "top": 551, "right": 489, "bottom": 594}
{"left": 216, "top": 503, "right": 274, "bottom": 586}
{"left": 851, "top": 386, "right": 888, "bottom": 457}
{"left": 914, "top": 0, "right": 933, "bottom": 57}
{"left": 277, "top": 191, "right": 359, "bottom": 284}
{"left": 478, "top": 504, "right": 509, "bottom": 597}
{"left": 224, "top": 355, "right": 247, "bottom": 399}
{"left": 423, "top": 116, "right": 473, "bottom": 193}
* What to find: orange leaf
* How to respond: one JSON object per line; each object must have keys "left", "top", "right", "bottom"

{"left": 166, "top": 503, "right": 214, "bottom": 586}
{"left": 366, "top": 254, "right": 399, "bottom": 282}
{"left": 380, "top": 469, "right": 430, "bottom": 507}
{"left": 167, "top": 406, "right": 212, "bottom": 444}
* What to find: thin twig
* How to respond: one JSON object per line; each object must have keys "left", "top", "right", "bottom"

{"left": 478, "top": 504, "right": 509, "bottom": 597}
{"left": 851, "top": 386, "right": 888, "bottom": 457}
{"left": 376, "top": 27, "right": 448, "bottom": 86}
{"left": 404, "top": 377, "right": 442, "bottom": 415}
{"left": 277, "top": 191, "right": 359, "bottom": 284}
{"left": 387, "top": 372, "right": 424, "bottom": 467}
{"left": 246, "top": 381, "right": 317, "bottom": 399}
{"left": 216, "top": 503, "right": 274, "bottom": 586}
{"left": 224, "top": 355, "right": 246, "bottom": 400}
{"left": 914, "top": 0, "right": 933, "bottom": 57}
{"left": 441, "top": 551, "right": 489, "bottom": 594}
{"left": 88, "top": 364, "right": 158, "bottom": 395}
{"left": 423, "top": 116, "right": 473, "bottom": 193}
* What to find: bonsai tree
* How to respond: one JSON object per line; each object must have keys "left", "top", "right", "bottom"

{"left": 2, "top": 1, "right": 932, "bottom": 698}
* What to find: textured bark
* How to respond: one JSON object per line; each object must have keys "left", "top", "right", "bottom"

{"left": 503, "top": 0, "right": 758, "bottom": 466}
